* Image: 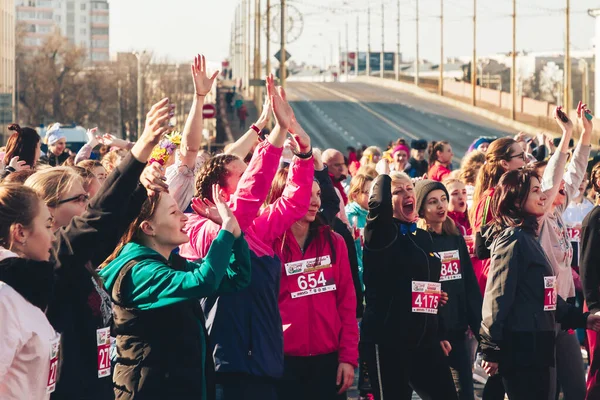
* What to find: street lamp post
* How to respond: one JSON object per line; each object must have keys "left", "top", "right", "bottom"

{"left": 133, "top": 51, "right": 145, "bottom": 140}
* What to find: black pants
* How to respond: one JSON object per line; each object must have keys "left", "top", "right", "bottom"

{"left": 448, "top": 337, "right": 475, "bottom": 400}
{"left": 361, "top": 342, "right": 458, "bottom": 400}
{"left": 277, "top": 352, "right": 347, "bottom": 400}
{"left": 482, "top": 374, "right": 505, "bottom": 400}
{"left": 215, "top": 373, "right": 278, "bottom": 400}
{"left": 502, "top": 366, "right": 550, "bottom": 400}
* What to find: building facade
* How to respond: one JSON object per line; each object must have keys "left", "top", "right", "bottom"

{"left": 1, "top": 0, "right": 15, "bottom": 143}
{"left": 15, "top": 0, "right": 108, "bottom": 62}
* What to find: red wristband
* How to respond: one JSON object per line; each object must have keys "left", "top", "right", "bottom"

{"left": 250, "top": 124, "right": 261, "bottom": 135}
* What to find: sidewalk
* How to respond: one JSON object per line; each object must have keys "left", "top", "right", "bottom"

{"left": 220, "top": 82, "right": 259, "bottom": 141}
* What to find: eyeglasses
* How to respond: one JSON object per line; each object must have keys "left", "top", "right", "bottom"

{"left": 57, "top": 193, "right": 90, "bottom": 205}
{"left": 508, "top": 152, "right": 526, "bottom": 161}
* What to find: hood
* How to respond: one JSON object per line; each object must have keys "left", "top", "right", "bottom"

{"left": 0, "top": 256, "right": 55, "bottom": 311}
{"left": 0, "top": 246, "right": 19, "bottom": 262}
{"left": 99, "top": 242, "right": 166, "bottom": 293}
{"left": 345, "top": 201, "right": 368, "bottom": 219}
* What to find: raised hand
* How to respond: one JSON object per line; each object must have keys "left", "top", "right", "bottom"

{"left": 85, "top": 127, "right": 101, "bottom": 147}
{"left": 313, "top": 148, "right": 324, "bottom": 171}
{"left": 289, "top": 115, "right": 311, "bottom": 152}
{"left": 8, "top": 156, "right": 29, "bottom": 172}
{"left": 577, "top": 101, "right": 594, "bottom": 133}
{"left": 140, "top": 162, "right": 169, "bottom": 197}
{"left": 140, "top": 98, "right": 174, "bottom": 146}
{"left": 192, "top": 54, "right": 219, "bottom": 97}
{"left": 100, "top": 133, "right": 130, "bottom": 149}
{"left": 554, "top": 106, "right": 574, "bottom": 133}
{"left": 191, "top": 197, "right": 222, "bottom": 225}
{"left": 256, "top": 95, "right": 272, "bottom": 130}
{"left": 267, "top": 74, "right": 294, "bottom": 130}
{"left": 212, "top": 184, "right": 241, "bottom": 238}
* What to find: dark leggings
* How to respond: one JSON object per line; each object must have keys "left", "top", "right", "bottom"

{"left": 277, "top": 352, "right": 347, "bottom": 400}
{"left": 361, "top": 342, "right": 458, "bottom": 400}
{"left": 448, "top": 337, "right": 475, "bottom": 400}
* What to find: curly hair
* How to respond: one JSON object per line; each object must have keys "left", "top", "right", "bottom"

{"left": 194, "top": 154, "right": 240, "bottom": 202}
{"left": 459, "top": 150, "right": 486, "bottom": 186}
{"left": 591, "top": 161, "right": 600, "bottom": 197}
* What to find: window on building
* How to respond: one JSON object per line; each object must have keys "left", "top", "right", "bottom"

{"left": 81, "top": 16, "right": 86, "bottom": 23}
{"left": 81, "top": 3, "right": 86, "bottom": 10}
{"left": 81, "top": 28, "right": 87, "bottom": 35}
{"left": 91, "top": 27, "right": 108, "bottom": 35}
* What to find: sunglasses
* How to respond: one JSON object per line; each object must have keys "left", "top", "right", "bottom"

{"left": 57, "top": 193, "right": 90, "bottom": 205}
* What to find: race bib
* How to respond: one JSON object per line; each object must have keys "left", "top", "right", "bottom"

{"left": 47, "top": 335, "right": 60, "bottom": 393}
{"left": 567, "top": 227, "right": 581, "bottom": 243}
{"left": 411, "top": 281, "right": 441, "bottom": 314}
{"left": 544, "top": 276, "right": 557, "bottom": 311}
{"left": 96, "top": 327, "right": 111, "bottom": 378}
{"left": 464, "top": 235, "right": 475, "bottom": 257}
{"left": 285, "top": 255, "right": 336, "bottom": 299}
{"left": 438, "top": 250, "right": 462, "bottom": 282}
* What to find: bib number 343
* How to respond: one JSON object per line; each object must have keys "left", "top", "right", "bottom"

{"left": 412, "top": 281, "right": 442, "bottom": 314}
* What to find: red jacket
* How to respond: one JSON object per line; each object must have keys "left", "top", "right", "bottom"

{"left": 428, "top": 163, "right": 451, "bottom": 182}
{"left": 275, "top": 226, "right": 358, "bottom": 367}
{"left": 471, "top": 188, "right": 495, "bottom": 295}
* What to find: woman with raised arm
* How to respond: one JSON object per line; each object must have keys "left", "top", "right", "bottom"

{"left": 267, "top": 168, "right": 359, "bottom": 399}
{"left": 0, "top": 124, "right": 41, "bottom": 180}
{"left": 415, "top": 180, "right": 482, "bottom": 400}
{"left": 532, "top": 102, "right": 593, "bottom": 400}
{"left": 180, "top": 75, "right": 314, "bottom": 400}
{"left": 480, "top": 168, "right": 600, "bottom": 399}
{"left": 22, "top": 98, "right": 175, "bottom": 400}
{"left": 360, "top": 171, "right": 457, "bottom": 400}
{"left": 99, "top": 185, "right": 250, "bottom": 400}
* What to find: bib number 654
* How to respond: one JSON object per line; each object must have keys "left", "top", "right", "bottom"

{"left": 298, "top": 272, "right": 326, "bottom": 290}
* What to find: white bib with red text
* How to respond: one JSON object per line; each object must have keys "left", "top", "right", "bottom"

{"left": 438, "top": 250, "right": 462, "bottom": 282}
{"left": 411, "top": 281, "right": 441, "bottom": 314}
{"left": 544, "top": 276, "right": 557, "bottom": 311}
{"left": 285, "top": 255, "right": 336, "bottom": 299}
{"left": 47, "top": 334, "right": 60, "bottom": 393}
{"left": 96, "top": 327, "right": 111, "bottom": 378}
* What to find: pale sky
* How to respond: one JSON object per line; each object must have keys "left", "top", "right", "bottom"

{"left": 110, "top": 0, "right": 598, "bottom": 68}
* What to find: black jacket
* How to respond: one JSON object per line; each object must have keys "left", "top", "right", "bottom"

{"left": 49, "top": 152, "right": 147, "bottom": 400}
{"left": 480, "top": 226, "right": 588, "bottom": 368}
{"left": 361, "top": 174, "right": 443, "bottom": 349}
{"left": 430, "top": 232, "right": 482, "bottom": 342}
{"left": 39, "top": 150, "right": 70, "bottom": 167}
{"left": 581, "top": 206, "right": 600, "bottom": 314}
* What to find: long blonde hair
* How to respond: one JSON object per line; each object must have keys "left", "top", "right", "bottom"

{"left": 24, "top": 167, "right": 83, "bottom": 208}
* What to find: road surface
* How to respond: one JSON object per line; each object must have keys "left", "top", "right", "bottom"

{"left": 286, "top": 81, "right": 516, "bottom": 159}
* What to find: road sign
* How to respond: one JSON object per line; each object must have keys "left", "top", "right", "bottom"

{"left": 202, "top": 104, "right": 216, "bottom": 119}
{"left": 274, "top": 50, "right": 292, "bottom": 63}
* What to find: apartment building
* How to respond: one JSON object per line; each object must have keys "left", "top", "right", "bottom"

{"left": 15, "top": 0, "right": 109, "bottom": 62}
{"left": 1, "top": 0, "right": 15, "bottom": 142}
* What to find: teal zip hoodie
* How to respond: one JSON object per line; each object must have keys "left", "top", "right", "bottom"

{"left": 345, "top": 201, "right": 368, "bottom": 289}
{"left": 99, "top": 230, "right": 251, "bottom": 398}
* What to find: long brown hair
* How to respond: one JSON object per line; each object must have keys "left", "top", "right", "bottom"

{"left": 469, "top": 138, "right": 517, "bottom": 225}
{"left": 100, "top": 195, "right": 161, "bottom": 268}
{"left": 491, "top": 168, "right": 540, "bottom": 234}
{"left": 4, "top": 124, "right": 41, "bottom": 167}
{"left": 0, "top": 184, "right": 41, "bottom": 249}
{"left": 428, "top": 141, "right": 449, "bottom": 165}
{"left": 459, "top": 150, "right": 486, "bottom": 186}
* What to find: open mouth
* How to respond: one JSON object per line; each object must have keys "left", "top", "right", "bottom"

{"left": 559, "top": 189, "right": 566, "bottom": 196}
{"left": 402, "top": 200, "right": 415, "bottom": 215}
{"left": 459, "top": 201, "right": 465, "bottom": 208}
{"left": 437, "top": 211, "right": 446, "bottom": 217}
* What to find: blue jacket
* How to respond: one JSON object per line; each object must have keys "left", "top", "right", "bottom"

{"left": 202, "top": 251, "right": 283, "bottom": 378}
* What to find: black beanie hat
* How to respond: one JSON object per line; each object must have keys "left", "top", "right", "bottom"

{"left": 411, "top": 139, "right": 428, "bottom": 150}
{"left": 414, "top": 179, "right": 449, "bottom": 217}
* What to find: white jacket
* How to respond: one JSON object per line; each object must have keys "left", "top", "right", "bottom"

{"left": 0, "top": 280, "right": 58, "bottom": 400}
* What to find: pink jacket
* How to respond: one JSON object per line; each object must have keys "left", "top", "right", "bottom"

{"left": 275, "top": 227, "right": 359, "bottom": 367}
{"left": 180, "top": 140, "right": 314, "bottom": 259}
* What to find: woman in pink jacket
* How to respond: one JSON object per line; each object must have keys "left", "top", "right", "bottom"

{"left": 268, "top": 167, "right": 359, "bottom": 399}
{"left": 179, "top": 75, "right": 315, "bottom": 400}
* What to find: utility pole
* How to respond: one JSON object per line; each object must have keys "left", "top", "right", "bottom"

{"left": 395, "top": 0, "right": 400, "bottom": 81}
{"left": 564, "top": 0, "right": 571, "bottom": 111}
{"left": 266, "top": 0, "right": 271, "bottom": 77}
{"left": 134, "top": 52, "right": 143, "bottom": 140}
{"left": 367, "top": 4, "right": 371, "bottom": 76}
{"left": 280, "top": 0, "right": 287, "bottom": 88}
{"left": 380, "top": 1, "right": 384, "bottom": 79}
{"left": 242, "top": 0, "right": 247, "bottom": 91}
{"left": 415, "top": 0, "right": 419, "bottom": 85}
{"left": 356, "top": 15, "right": 359, "bottom": 77}
{"left": 246, "top": 0, "right": 252, "bottom": 96}
{"left": 255, "top": 0, "right": 261, "bottom": 108}
{"left": 345, "top": 21, "right": 349, "bottom": 81}
{"left": 439, "top": 0, "right": 444, "bottom": 95}
{"left": 511, "top": 0, "right": 516, "bottom": 120}
{"left": 472, "top": 0, "right": 477, "bottom": 106}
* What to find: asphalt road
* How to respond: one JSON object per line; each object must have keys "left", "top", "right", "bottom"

{"left": 286, "top": 81, "right": 516, "bottom": 159}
